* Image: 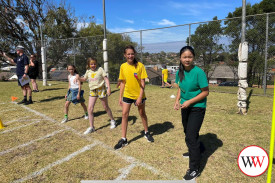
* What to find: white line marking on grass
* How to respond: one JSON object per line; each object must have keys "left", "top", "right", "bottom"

{"left": 0, "top": 108, "right": 17, "bottom": 113}
{"left": 0, "top": 129, "right": 65, "bottom": 156}
{"left": 12, "top": 142, "right": 99, "bottom": 183}
{"left": 115, "top": 163, "right": 137, "bottom": 180}
{"left": 5, "top": 118, "right": 44, "bottom": 125}
{"left": 0, "top": 120, "right": 43, "bottom": 134}
{"left": 13, "top": 103, "right": 177, "bottom": 180}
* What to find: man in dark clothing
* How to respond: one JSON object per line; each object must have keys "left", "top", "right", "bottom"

{"left": 0, "top": 46, "right": 33, "bottom": 105}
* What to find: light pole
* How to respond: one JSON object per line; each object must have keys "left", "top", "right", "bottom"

{"left": 102, "top": 0, "right": 108, "bottom": 77}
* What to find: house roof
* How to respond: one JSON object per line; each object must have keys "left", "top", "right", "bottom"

{"left": 209, "top": 65, "right": 237, "bottom": 79}
{"left": 49, "top": 70, "right": 68, "bottom": 81}
{"left": 146, "top": 68, "right": 162, "bottom": 79}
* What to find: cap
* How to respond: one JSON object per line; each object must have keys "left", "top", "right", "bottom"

{"left": 16, "top": 45, "right": 25, "bottom": 51}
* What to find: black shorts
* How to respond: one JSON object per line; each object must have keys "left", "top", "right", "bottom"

{"left": 123, "top": 97, "right": 146, "bottom": 106}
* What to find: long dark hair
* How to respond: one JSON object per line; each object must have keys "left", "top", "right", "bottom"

{"left": 179, "top": 46, "right": 195, "bottom": 82}
{"left": 124, "top": 45, "right": 138, "bottom": 67}
{"left": 67, "top": 64, "right": 78, "bottom": 74}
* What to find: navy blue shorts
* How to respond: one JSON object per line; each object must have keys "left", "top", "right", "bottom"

{"left": 123, "top": 97, "right": 146, "bottom": 106}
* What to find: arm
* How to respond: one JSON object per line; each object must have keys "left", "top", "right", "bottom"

{"left": 29, "top": 60, "right": 35, "bottom": 67}
{"left": 119, "top": 80, "right": 125, "bottom": 106}
{"left": 0, "top": 52, "right": 16, "bottom": 65}
{"left": 76, "top": 74, "right": 81, "bottom": 100}
{"left": 23, "top": 65, "right": 29, "bottom": 78}
{"left": 104, "top": 76, "right": 111, "bottom": 96}
{"left": 135, "top": 79, "right": 145, "bottom": 106}
{"left": 181, "top": 87, "right": 209, "bottom": 109}
{"left": 174, "top": 87, "right": 181, "bottom": 110}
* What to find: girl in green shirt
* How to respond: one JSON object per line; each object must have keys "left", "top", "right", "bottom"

{"left": 174, "top": 46, "right": 209, "bottom": 181}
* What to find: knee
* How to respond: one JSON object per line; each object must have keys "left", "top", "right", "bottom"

{"left": 139, "top": 110, "right": 147, "bottom": 119}
{"left": 65, "top": 102, "right": 70, "bottom": 108}
{"left": 103, "top": 104, "right": 109, "bottom": 111}
{"left": 122, "top": 111, "right": 129, "bottom": 119}
{"left": 88, "top": 106, "right": 94, "bottom": 112}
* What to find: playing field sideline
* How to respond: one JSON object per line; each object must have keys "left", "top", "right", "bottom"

{"left": 0, "top": 81, "right": 274, "bottom": 182}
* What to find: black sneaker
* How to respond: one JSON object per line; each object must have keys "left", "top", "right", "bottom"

{"left": 182, "top": 152, "right": 189, "bottom": 158}
{"left": 144, "top": 132, "right": 154, "bottom": 142}
{"left": 17, "top": 99, "right": 26, "bottom": 104}
{"left": 114, "top": 138, "right": 128, "bottom": 150}
{"left": 183, "top": 169, "right": 200, "bottom": 180}
{"left": 24, "top": 100, "right": 33, "bottom": 105}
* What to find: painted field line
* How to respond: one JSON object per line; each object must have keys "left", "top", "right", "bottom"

{"left": 0, "top": 120, "right": 43, "bottom": 134}
{"left": 12, "top": 142, "right": 99, "bottom": 183}
{"left": 0, "top": 129, "right": 65, "bottom": 156}
{"left": 0, "top": 108, "right": 17, "bottom": 113}
{"left": 5, "top": 118, "right": 45, "bottom": 125}
{"left": 115, "top": 163, "right": 137, "bottom": 180}
{"left": 15, "top": 103, "right": 177, "bottom": 180}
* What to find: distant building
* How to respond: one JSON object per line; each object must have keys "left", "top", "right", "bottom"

{"left": 49, "top": 70, "right": 68, "bottom": 81}
{"left": 145, "top": 68, "right": 162, "bottom": 85}
{"left": 208, "top": 64, "right": 237, "bottom": 84}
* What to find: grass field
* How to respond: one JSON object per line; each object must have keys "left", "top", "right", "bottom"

{"left": 0, "top": 80, "right": 274, "bottom": 183}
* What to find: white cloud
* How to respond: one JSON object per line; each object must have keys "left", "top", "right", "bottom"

{"left": 124, "top": 19, "right": 134, "bottom": 24}
{"left": 76, "top": 22, "right": 89, "bottom": 30}
{"left": 157, "top": 19, "right": 176, "bottom": 26}
{"left": 108, "top": 27, "right": 137, "bottom": 33}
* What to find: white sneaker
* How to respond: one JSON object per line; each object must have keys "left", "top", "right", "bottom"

{"left": 110, "top": 120, "right": 116, "bottom": 129}
{"left": 83, "top": 127, "right": 95, "bottom": 134}
{"left": 61, "top": 117, "right": 68, "bottom": 123}
{"left": 84, "top": 114, "right": 89, "bottom": 120}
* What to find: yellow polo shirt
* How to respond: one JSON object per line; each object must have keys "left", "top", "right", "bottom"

{"left": 162, "top": 69, "right": 169, "bottom": 82}
{"left": 119, "top": 62, "right": 148, "bottom": 100}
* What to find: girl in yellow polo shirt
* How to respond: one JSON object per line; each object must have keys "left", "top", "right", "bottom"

{"left": 79, "top": 57, "right": 116, "bottom": 134}
{"left": 114, "top": 45, "right": 154, "bottom": 150}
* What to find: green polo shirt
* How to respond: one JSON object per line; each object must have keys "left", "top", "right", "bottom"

{"left": 175, "top": 66, "right": 208, "bottom": 108}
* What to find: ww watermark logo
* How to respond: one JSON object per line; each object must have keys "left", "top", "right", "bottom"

{"left": 238, "top": 145, "right": 269, "bottom": 177}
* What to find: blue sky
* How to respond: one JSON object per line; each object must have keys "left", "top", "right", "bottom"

{"left": 62, "top": 0, "right": 262, "bottom": 32}
{"left": 57, "top": 0, "right": 263, "bottom": 52}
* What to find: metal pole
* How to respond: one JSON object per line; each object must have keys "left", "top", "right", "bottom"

{"left": 102, "top": 0, "right": 108, "bottom": 77}
{"left": 40, "top": 24, "right": 47, "bottom": 86}
{"left": 241, "top": 0, "right": 246, "bottom": 44}
{"left": 189, "top": 24, "right": 191, "bottom": 46}
{"left": 73, "top": 38, "right": 75, "bottom": 65}
{"left": 237, "top": 0, "right": 248, "bottom": 115}
{"left": 263, "top": 13, "right": 269, "bottom": 95}
{"left": 140, "top": 30, "right": 143, "bottom": 63}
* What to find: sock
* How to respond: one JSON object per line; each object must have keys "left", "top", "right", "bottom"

{"left": 122, "top": 137, "right": 126, "bottom": 141}
{"left": 23, "top": 96, "right": 27, "bottom": 101}
{"left": 145, "top": 131, "right": 149, "bottom": 134}
{"left": 64, "top": 114, "right": 68, "bottom": 118}
{"left": 85, "top": 112, "right": 88, "bottom": 116}
{"left": 29, "top": 96, "right": 32, "bottom": 101}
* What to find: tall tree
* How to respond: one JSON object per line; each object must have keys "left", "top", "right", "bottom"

{"left": 187, "top": 16, "right": 223, "bottom": 79}
{"left": 224, "top": 0, "right": 275, "bottom": 87}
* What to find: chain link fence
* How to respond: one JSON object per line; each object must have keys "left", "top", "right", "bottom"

{"left": 3, "top": 12, "right": 274, "bottom": 89}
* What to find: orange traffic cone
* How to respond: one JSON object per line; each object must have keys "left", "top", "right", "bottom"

{"left": 0, "top": 118, "right": 5, "bottom": 129}
{"left": 11, "top": 96, "right": 18, "bottom": 102}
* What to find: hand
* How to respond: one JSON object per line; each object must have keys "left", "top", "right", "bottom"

{"left": 23, "top": 74, "right": 27, "bottom": 79}
{"left": 107, "top": 88, "right": 111, "bottom": 96}
{"left": 119, "top": 98, "right": 123, "bottom": 107}
{"left": 77, "top": 94, "right": 80, "bottom": 100}
{"left": 135, "top": 98, "right": 142, "bottom": 106}
{"left": 65, "top": 95, "right": 67, "bottom": 99}
{"left": 181, "top": 101, "right": 191, "bottom": 109}
{"left": 174, "top": 101, "right": 180, "bottom": 110}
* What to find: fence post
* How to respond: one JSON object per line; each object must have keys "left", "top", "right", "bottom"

{"left": 189, "top": 24, "right": 191, "bottom": 46}
{"left": 73, "top": 38, "right": 75, "bottom": 65}
{"left": 263, "top": 13, "right": 269, "bottom": 95}
{"left": 140, "top": 30, "right": 143, "bottom": 63}
{"left": 40, "top": 24, "right": 47, "bottom": 86}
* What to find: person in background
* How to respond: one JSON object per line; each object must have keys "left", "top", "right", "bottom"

{"left": 0, "top": 45, "right": 33, "bottom": 105}
{"left": 28, "top": 54, "right": 39, "bottom": 92}
{"left": 174, "top": 46, "right": 209, "bottom": 181}
{"left": 114, "top": 45, "right": 154, "bottom": 150}
{"left": 161, "top": 65, "right": 172, "bottom": 88}
{"left": 61, "top": 64, "right": 88, "bottom": 123}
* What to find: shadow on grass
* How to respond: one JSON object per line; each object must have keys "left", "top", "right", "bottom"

{"left": 111, "top": 89, "right": 119, "bottom": 94}
{"left": 41, "top": 87, "right": 64, "bottom": 92}
{"left": 39, "top": 96, "right": 64, "bottom": 103}
{"left": 199, "top": 133, "right": 223, "bottom": 173}
{"left": 128, "top": 121, "right": 174, "bottom": 144}
{"left": 246, "top": 89, "right": 253, "bottom": 112}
